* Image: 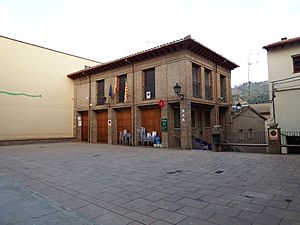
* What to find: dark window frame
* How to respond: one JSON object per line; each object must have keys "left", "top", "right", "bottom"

{"left": 192, "top": 63, "right": 201, "bottom": 98}
{"left": 292, "top": 55, "right": 300, "bottom": 73}
{"left": 144, "top": 68, "right": 155, "bottom": 100}
{"left": 248, "top": 129, "right": 254, "bottom": 140}
{"left": 174, "top": 108, "right": 181, "bottom": 129}
{"left": 220, "top": 74, "right": 226, "bottom": 100}
{"left": 118, "top": 74, "right": 127, "bottom": 103}
{"left": 204, "top": 110, "right": 210, "bottom": 128}
{"left": 239, "top": 129, "right": 244, "bottom": 140}
{"left": 205, "top": 69, "right": 212, "bottom": 100}
{"left": 191, "top": 109, "right": 196, "bottom": 128}
{"left": 96, "top": 79, "right": 105, "bottom": 105}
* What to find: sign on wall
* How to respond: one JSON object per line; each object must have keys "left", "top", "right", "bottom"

{"left": 161, "top": 118, "right": 168, "bottom": 132}
{"left": 77, "top": 116, "right": 82, "bottom": 127}
{"left": 146, "top": 91, "right": 151, "bottom": 99}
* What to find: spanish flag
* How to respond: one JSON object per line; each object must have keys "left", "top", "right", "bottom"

{"left": 113, "top": 76, "right": 118, "bottom": 97}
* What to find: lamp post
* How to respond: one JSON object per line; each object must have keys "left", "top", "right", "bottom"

{"left": 247, "top": 53, "right": 252, "bottom": 104}
{"left": 247, "top": 52, "right": 259, "bottom": 104}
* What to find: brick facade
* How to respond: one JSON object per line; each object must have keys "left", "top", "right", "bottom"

{"left": 69, "top": 37, "right": 238, "bottom": 149}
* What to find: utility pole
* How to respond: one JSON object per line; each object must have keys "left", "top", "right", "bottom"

{"left": 247, "top": 52, "right": 259, "bottom": 104}
{"left": 247, "top": 53, "right": 252, "bottom": 104}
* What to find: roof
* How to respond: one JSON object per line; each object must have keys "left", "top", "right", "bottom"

{"left": 232, "top": 105, "right": 267, "bottom": 121}
{"left": 67, "top": 35, "right": 239, "bottom": 79}
{"left": 263, "top": 36, "right": 300, "bottom": 50}
{"left": 0, "top": 35, "right": 100, "bottom": 63}
{"left": 250, "top": 103, "right": 271, "bottom": 114}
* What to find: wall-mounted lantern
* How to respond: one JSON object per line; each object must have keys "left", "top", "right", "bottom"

{"left": 173, "top": 83, "right": 184, "bottom": 100}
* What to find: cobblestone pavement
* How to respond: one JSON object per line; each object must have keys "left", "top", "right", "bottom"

{"left": 0, "top": 143, "right": 300, "bottom": 225}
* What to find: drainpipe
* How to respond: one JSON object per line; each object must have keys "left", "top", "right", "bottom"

{"left": 271, "top": 82, "right": 277, "bottom": 126}
{"left": 214, "top": 63, "right": 219, "bottom": 125}
{"left": 132, "top": 63, "right": 135, "bottom": 146}
{"left": 88, "top": 74, "right": 91, "bottom": 143}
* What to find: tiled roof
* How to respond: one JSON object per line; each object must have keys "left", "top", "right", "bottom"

{"left": 68, "top": 35, "right": 239, "bottom": 79}
{"left": 250, "top": 103, "right": 271, "bottom": 114}
{"left": 232, "top": 105, "right": 267, "bottom": 120}
{"left": 263, "top": 36, "right": 300, "bottom": 50}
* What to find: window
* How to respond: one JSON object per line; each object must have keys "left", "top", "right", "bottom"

{"left": 174, "top": 108, "right": 180, "bottom": 128}
{"left": 144, "top": 68, "right": 155, "bottom": 99}
{"left": 118, "top": 75, "right": 127, "bottom": 103}
{"left": 220, "top": 75, "right": 226, "bottom": 100}
{"left": 204, "top": 111, "right": 210, "bottom": 128}
{"left": 248, "top": 129, "right": 254, "bottom": 139}
{"left": 293, "top": 55, "right": 300, "bottom": 73}
{"left": 97, "top": 80, "right": 105, "bottom": 105}
{"left": 239, "top": 129, "right": 244, "bottom": 140}
{"left": 191, "top": 110, "right": 196, "bottom": 128}
{"left": 192, "top": 63, "right": 201, "bottom": 97}
{"left": 205, "top": 69, "right": 212, "bottom": 100}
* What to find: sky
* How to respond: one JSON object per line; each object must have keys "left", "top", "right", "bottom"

{"left": 1, "top": 0, "right": 299, "bottom": 86}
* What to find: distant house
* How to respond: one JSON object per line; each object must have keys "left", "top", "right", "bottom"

{"left": 263, "top": 36, "right": 300, "bottom": 153}
{"left": 251, "top": 103, "right": 271, "bottom": 128}
{"left": 0, "top": 35, "right": 99, "bottom": 143}
{"left": 227, "top": 106, "right": 267, "bottom": 153}
{"left": 250, "top": 103, "right": 271, "bottom": 120}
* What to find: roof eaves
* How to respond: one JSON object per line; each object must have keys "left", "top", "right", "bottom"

{"left": 67, "top": 36, "right": 239, "bottom": 79}
{"left": 263, "top": 36, "right": 300, "bottom": 50}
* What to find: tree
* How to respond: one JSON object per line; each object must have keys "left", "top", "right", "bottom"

{"left": 232, "top": 81, "right": 269, "bottom": 104}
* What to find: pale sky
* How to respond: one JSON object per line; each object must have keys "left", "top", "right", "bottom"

{"left": 1, "top": 0, "right": 299, "bottom": 86}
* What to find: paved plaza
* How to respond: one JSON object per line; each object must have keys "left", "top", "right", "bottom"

{"left": 0, "top": 143, "right": 300, "bottom": 225}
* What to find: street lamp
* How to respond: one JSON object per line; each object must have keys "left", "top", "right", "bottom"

{"left": 247, "top": 53, "right": 252, "bottom": 104}
{"left": 247, "top": 52, "right": 259, "bottom": 104}
{"left": 173, "top": 83, "right": 184, "bottom": 100}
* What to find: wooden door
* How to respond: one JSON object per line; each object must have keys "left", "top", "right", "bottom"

{"left": 97, "top": 111, "right": 108, "bottom": 143}
{"left": 117, "top": 109, "right": 131, "bottom": 143}
{"left": 142, "top": 108, "right": 161, "bottom": 136}
{"left": 81, "top": 111, "right": 88, "bottom": 142}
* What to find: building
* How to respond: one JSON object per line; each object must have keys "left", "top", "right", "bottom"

{"left": 229, "top": 106, "right": 267, "bottom": 153}
{"left": 250, "top": 103, "right": 271, "bottom": 120}
{"left": 263, "top": 37, "right": 300, "bottom": 153}
{"left": 0, "top": 35, "right": 99, "bottom": 143}
{"left": 68, "top": 36, "right": 238, "bottom": 149}
{"left": 251, "top": 103, "right": 271, "bottom": 128}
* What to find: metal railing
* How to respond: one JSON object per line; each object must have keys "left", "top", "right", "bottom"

{"left": 281, "top": 131, "right": 300, "bottom": 137}
{"left": 223, "top": 132, "right": 267, "bottom": 144}
{"left": 280, "top": 131, "right": 300, "bottom": 152}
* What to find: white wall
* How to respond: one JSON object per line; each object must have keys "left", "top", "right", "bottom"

{"left": 267, "top": 44, "right": 300, "bottom": 131}
{"left": 0, "top": 36, "right": 99, "bottom": 140}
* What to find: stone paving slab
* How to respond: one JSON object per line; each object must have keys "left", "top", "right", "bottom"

{"left": 0, "top": 142, "right": 300, "bottom": 225}
{"left": 0, "top": 176, "right": 94, "bottom": 225}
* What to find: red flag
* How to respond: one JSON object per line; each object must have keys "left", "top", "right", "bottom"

{"left": 113, "top": 76, "right": 118, "bottom": 96}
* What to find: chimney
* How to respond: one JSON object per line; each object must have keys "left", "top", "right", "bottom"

{"left": 281, "top": 37, "right": 287, "bottom": 41}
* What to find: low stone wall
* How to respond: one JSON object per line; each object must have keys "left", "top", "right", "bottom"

{"left": 0, "top": 137, "right": 75, "bottom": 146}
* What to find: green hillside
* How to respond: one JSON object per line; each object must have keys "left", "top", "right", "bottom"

{"left": 232, "top": 81, "right": 269, "bottom": 104}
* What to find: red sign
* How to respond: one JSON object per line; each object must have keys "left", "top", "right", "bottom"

{"left": 158, "top": 99, "right": 165, "bottom": 108}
